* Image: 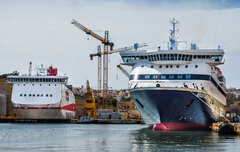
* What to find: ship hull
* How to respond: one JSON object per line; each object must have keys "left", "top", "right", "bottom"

{"left": 130, "top": 88, "right": 221, "bottom": 131}
{"left": 13, "top": 103, "right": 75, "bottom": 119}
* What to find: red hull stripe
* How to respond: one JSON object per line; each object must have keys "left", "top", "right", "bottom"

{"left": 13, "top": 104, "right": 75, "bottom": 112}
{"left": 153, "top": 122, "right": 212, "bottom": 131}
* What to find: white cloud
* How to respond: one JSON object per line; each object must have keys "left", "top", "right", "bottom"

{"left": 0, "top": 0, "right": 240, "bottom": 89}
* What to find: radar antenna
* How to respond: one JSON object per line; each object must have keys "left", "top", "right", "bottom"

{"left": 169, "top": 18, "right": 179, "bottom": 50}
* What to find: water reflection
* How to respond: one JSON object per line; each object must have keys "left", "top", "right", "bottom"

{"left": 131, "top": 128, "right": 240, "bottom": 151}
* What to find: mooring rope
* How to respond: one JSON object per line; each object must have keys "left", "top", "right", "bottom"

{"left": 187, "top": 88, "right": 229, "bottom": 123}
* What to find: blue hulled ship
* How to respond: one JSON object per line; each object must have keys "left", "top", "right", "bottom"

{"left": 120, "top": 19, "right": 226, "bottom": 131}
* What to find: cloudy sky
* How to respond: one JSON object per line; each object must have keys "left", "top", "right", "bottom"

{"left": 0, "top": 0, "right": 240, "bottom": 89}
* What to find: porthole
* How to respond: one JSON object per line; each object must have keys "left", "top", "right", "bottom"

{"left": 195, "top": 65, "right": 198, "bottom": 68}
{"left": 185, "top": 65, "right": 188, "bottom": 68}
{"left": 176, "top": 65, "right": 179, "bottom": 68}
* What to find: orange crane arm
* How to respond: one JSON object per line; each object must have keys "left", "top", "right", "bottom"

{"left": 89, "top": 43, "right": 147, "bottom": 60}
{"left": 71, "top": 19, "right": 114, "bottom": 47}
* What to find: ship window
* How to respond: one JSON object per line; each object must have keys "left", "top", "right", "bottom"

{"left": 20, "top": 94, "right": 23, "bottom": 97}
{"left": 193, "top": 55, "right": 196, "bottom": 59}
{"left": 159, "top": 65, "right": 162, "bottom": 68}
{"left": 186, "top": 75, "right": 191, "bottom": 79}
{"left": 189, "top": 55, "right": 192, "bottom": 61}
{"left": 178, "top": 54, "right": 182, "bottom": 60}
{"left": 153, "top": 75, "right": 158, "bottom": 79}
{"left": 37, "top": 94, "right": 39, "bottom": 97}
{"left": 40, "top": 84, "right": 42, "bottom": 86}
{"left": 170, "top": 65, "right": 173, "bottom": 68}
{"left": 195, "top": 65, "right": 198, "bottom": 68}
{"left": 176, "top": 65, "right": 179, "bottom": 68}
{"left": 169, "top": 75, "right": 174, "bottom": 79}
{"left": 24, "top": 94, "right": 26, "bottom": 97}
{"left": 33, "top": 94, "right": 35, "bottom": 97}
{"left": 151, "top": 65, "right": 154, "bottom": 68}
{"left": 185, "top": 65, "right": 188, "bottom": 68}
{"left": 174, "top": 54, "right": 177, "bottom": 60}
{"left": 160, "top": 54, "right": 162, "bottom": 60}
{"left": 170, "top": 54, "right": 174, "bottom": 60}
{"left": 41, "top": 94, "right": 43, "bottom": 97}
{"left": 177, "top": 75, "right": 183, "bottom": 79}
{"left": 153, "top": 55, "right": 156, "bottom": 61}
{"left": 160, "top": 75, "right": 166, "bottom": 79}
{"left": 50, "top": 94, "right": 53, "bottom": 97}
{"left": 32, "top": 84, "right": 34, "bottom": 86}
{"left": 43, "top": 78, "right": 46, "bottom": 82}
{"left": 206, "top": 55, "right": 210, "bottom": 59}
{"left": 46, "top": 94, "right": 48, "bottom": 97}
{"left": 141, "top": 65, "right": 144, "bottom": 67}
{"left": 144, "top": 75, "right": 150, "bottom": 79}
{"left": 167, "top": 54, "right": 170, "bottom": 60}
{"left": 202, "top": 55, "right": 206, "bottom": 59}
{"left": 36, "top": 78, "right": 39, "bottom": 82}
{"left": 29, "top": 94, "right": 32, "bottom": 97}
{"left": 163, "top": 54, "right": 166, "bottom": 60}
{"left": 166, "top": 65, "right": 169, "bottom": 68}
{"left": 49, "top": 84, "right": 51, "bottom": 86}
{"left": 182, "top": 54, "right": 185, "bottom": 61}
{"left": 198, "top": 55, "right": 201, "bottom": 59}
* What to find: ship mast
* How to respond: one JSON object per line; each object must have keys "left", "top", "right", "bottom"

{"left": 169, "top": 18, "right": 179, "bottom": 50}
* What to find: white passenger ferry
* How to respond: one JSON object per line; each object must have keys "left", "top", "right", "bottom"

{"left": 120, "top": 19, "right": 226, "bottom": 131}
{"left": 7, "top": 64, "right": 75, "bottom": 119}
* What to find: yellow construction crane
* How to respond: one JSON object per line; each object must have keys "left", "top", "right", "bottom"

{"left": 84, "top": 80, "right": 95, "bottom": 117}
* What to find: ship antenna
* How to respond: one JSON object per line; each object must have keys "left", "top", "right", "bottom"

{"left": 29, "top": 61, "right": 32, "bottom": 76}
{"left": 169, "top": 18, "right": 179, "bottom": 50}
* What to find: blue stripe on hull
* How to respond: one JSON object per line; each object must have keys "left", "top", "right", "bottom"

{"left": 130, "top": 89, "right": 217, "bottom": 124}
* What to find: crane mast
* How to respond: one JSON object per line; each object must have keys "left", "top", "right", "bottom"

{"left": 97, "top": 45, "right": 102, "bottom": 109}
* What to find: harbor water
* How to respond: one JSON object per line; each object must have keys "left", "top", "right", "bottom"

{"left": 0, "top": 124, "right": 240, "bottom": 151}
